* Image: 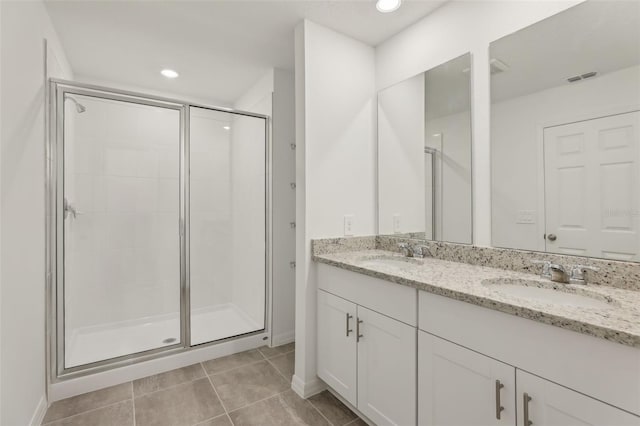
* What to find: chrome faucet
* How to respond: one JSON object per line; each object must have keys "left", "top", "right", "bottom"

{"left": 531, "top": 260, "right": 599, "bottom": 285}
{"left": 398, "top": 243, "right": 432, "bottom": 258}
{"left": 531, "top": 260, "right": 567, "bottom": 283}
{"left": 569, "top": 265, "right": 599, "bottom": 285}
{"left": 398, "top": 243, "right": 414, "bottom": 257}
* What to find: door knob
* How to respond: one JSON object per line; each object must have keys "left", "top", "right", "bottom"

{"left": 547, "top": 234, "right": 557, "bottom": 241}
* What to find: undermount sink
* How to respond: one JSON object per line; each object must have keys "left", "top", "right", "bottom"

{"left": 357, "top": 254, "right": 424, "bottom": 268}
{"left": 482, "top": 278, "right": 615, "bottom": 309}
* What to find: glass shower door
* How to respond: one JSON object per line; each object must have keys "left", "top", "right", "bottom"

{"left": 61, "top": 92, "right": 183, "bottom": 368}
{"left": 189, "top": 107, "right": 266, "bottom": 345}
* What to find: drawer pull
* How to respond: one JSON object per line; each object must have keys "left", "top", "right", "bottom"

{"left": 523, "top": 392, "right": 532, "bottom": 425}
{"left": 345, "top": 313, "right": 353, "bottom": 337}
{"left": 495, "top": 380, "right": 505, "bottom": 419}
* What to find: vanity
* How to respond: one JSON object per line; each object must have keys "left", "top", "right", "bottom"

{"left": 312, "top": 2, "right": 640, "bottom": 425}
{"left": 313, "top": 238, "right": 640, "bottom": 425}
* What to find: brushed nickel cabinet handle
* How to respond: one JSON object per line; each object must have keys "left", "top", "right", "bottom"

{"left": 495, "top": 380, "right": 505, "bottom": 419}
{"left": 356, "top": 318, "right": 363, "bottom": 342}
{"left": 345, "top": 313, "right": 353, "bottom": 337}
{"left": 523, "top": 392, "right": 532, "bottom": 426}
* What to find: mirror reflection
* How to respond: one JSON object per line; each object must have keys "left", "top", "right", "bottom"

{"left": 491, "top": 1, "right": 640, "bottom": 261}
{"left": 378, "top": 53, "right": 473, "bottom": 244}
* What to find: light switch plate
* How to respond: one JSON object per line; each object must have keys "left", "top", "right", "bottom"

{"left": 344, "top": 215, "right": 354, "bottom": 236}
{"left": 393, "top": 214, "right": 401, "bottom": 234}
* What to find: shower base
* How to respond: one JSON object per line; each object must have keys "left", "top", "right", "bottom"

{"left": 65, "top": 303, "right": 262, "bottom": 368}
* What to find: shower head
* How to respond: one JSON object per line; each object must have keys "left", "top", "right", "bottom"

{"left": 65, "top": 96, "right": 86, "bottom": 113}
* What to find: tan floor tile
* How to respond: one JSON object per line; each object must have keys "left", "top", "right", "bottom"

{"left": 258, "top": 342, "right": 295, "bottom": 359}
{"left": 269, "top": 351, "right": 295, "bottom": 380}
{"left": 133, "top": 363, "right": 205, "bottom": 396}
{"left": 195, "top": 414, "right": 233, "bottom": 426}
{"left": 134, "top": 377, "right": 224, "bottom": 426}
{"left": 309, "top": 391, "right": 357, "bottom": 426}
{"left": 210, "top": 360, "right": 289, "bottom": 411}
{"left": 42, "top": 383, "right": 132, "bottom": 423}
{"left": 229, "top": 390, "right": 330, "bottom": 426}
{"left": 202, "top": 349, "right": 264, "bottom": 375}
{"left": 43, "top": 400, "right": 133, "bottom": 426}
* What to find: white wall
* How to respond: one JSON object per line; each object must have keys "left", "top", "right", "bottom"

{"left": 492, "top": 64, "right": 640, "bottom": 251}
{"left": 294, "top": 20, "right": 376, "bottom": 397}
{"left": 375, "top": 0, "right": 583, "bottom": 247}
{"left": 0, "top": 1, "right": 73, "bottom": 424}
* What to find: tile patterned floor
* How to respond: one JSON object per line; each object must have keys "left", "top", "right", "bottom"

{"left": 42, "top": 344, "right": 364, "bottom": 426}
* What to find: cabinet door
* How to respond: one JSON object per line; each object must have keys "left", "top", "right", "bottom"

{"left": 317, "top": 290, "right": 358, "bottom": 406}
{"left": 419, "top": 331, "right": 516, "bottom": 426}
{"left": 517, "top": 370, "right": 640, "bottom": 426}
{"left": 357, "top": 306, "right": 416, "bottom": 426}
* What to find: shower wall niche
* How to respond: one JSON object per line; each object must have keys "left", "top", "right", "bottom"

{"left": 49, "top": 81, "right": 269, "bottom": 378}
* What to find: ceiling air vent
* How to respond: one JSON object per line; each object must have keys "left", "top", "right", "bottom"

{"left": 489, "top": 58, "right": 510, "bottom": 75}
{"left": 567, "top": 71, "right": 598, "bottom": 83}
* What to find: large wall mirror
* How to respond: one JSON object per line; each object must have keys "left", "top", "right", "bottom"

{"left": 378, "top": 53, "right": 473, "bottom": 244}
{"left": 491, "top": 1, "right": 640, "bottom": 261}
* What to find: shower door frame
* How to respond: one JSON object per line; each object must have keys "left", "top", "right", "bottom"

{"left": 47, "top": 79, "right": 272, "bottom": 383}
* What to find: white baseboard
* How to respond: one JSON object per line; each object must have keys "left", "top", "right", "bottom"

{"left": 291, "top": 374, "right": 326, "bottom": 399}
{"left": 271, "top": 330, "right": 295, "bottom": 347}
{"left": 29, "top": 395, "right": 48, "bottom": 426}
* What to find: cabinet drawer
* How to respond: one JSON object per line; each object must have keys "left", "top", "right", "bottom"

{"left": 317, "top": 263, "right": 417, "bottom": 326}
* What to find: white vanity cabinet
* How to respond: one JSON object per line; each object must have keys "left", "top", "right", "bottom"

{"left": 516, "top": 370, "right": 640, "bottom": 426}
{"left": 357, "top": 306, "right": 416, "bottom": 426}
{"left": 316, "top": 264, "right": 417, "bottom": 426}
{"left": 418, "top": 332, "right": 516, "bottom": 426}
{"left": 317, "top": 290, "right": 358, "bottom": 406}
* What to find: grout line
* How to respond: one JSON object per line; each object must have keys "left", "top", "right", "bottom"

{"left": 225, "top": 413, "right": 234, "bottom": 426}
{"left": 205, "top": 369, "right": 230, "bottom": 415}
{"left": 264, "top": 357, "right": 290, "bottom": 384}
{"left": 205, "top": 358, "right": 268, "bottom": 378}
{"left": 131, "top": 382, "right": 136, "bottom": 426}
{"left": 225, "top": 387, "right": 291, "bottom": 415}
{"left": 307, "top": 397, "right": 337, "bottom": 426}
{"left": 193, "top": 413, "right": 232, "bottom": 426}
{"left": 42, "top": 399, "right": 131, "bottom": 425}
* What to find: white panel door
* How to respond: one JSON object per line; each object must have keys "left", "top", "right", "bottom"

{"left": 517, "top": 370, "right": 640, "bottom": 426}
{"left": 544, "top": 111, "right": 640, "bottom": 260}
{"left": 418, "top": 332, "right": 516, "bottom": 426}
{"left": 357, "top": 306, "right": 416, "bottom": 426}
{"left": 317, "top": 290, "right": 358, "bottom": 406}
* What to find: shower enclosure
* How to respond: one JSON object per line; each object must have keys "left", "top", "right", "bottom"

{"left": 47, "top": 80, "right": 269, "bottom": 378}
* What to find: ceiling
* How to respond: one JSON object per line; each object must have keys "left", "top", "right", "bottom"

{"left": 45, "top": 0, "right": 446, "bottom": 105}
{"left": 490, "top": 0, "right": 640, "bottom": 103}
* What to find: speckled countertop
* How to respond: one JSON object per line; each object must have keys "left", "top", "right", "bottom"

{"left": 314, "top": 249, "right": 640, "bottom": 348}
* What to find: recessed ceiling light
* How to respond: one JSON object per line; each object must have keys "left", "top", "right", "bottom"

{"left": 223, "top": 126, "right": 230, "bottom": 130}
{"left": 376, "top": 0, "right": 401, "bottom": 13}
{"left": 161, "top": 69, "right": 179, "bottom": 79}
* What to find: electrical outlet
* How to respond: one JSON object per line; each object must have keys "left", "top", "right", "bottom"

{"left": 393, "top": 214, "right": 401, "bottom": 234}
{"left": 344, "top": 215, "right": 354, "bottom": 236}
{"left": 516, "top": 210, "right": 536, "bottom": 224}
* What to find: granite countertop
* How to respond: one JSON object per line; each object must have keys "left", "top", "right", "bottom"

{"left": 313, "top": 249, "right": 640, "bottom": 348}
